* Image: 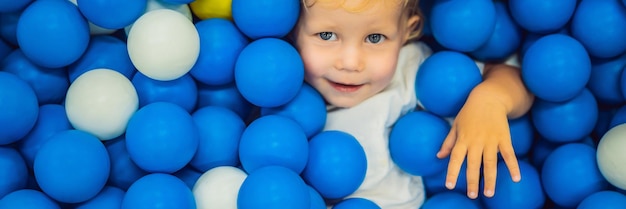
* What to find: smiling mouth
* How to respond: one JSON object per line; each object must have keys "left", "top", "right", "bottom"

{"left": 329, "top": 81, "right": 363, "bottom": 93}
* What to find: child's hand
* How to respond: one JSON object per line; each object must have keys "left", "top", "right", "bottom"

{"left": 435, "top": 88, "right": 521, "bottom": 199}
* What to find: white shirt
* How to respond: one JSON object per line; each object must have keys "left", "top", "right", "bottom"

{"left": 324, "top": 41, "right": 432, "bottom": 209}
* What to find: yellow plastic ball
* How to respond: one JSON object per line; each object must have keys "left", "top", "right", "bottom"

{"left": 190, "top": 0, "right": 232, "bottom": 20}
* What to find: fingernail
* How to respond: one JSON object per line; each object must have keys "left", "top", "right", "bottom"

{"left": 513, "top": 175, "right": 521, "bottom": 182}
{"left": 469, "top": 191, "right": 477, "bottom": 199}
{"left": 484, "top": 190, "right": 494, "bottom": 197}
{"left": 445, "top": 182, "right": 454, "bottom": 189}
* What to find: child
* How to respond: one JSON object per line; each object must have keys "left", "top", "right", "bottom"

{"left": 291, "top": 0, "right": 535, "bottom": 208}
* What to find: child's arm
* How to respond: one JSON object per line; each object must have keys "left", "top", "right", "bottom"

{"left": 435, "top": 63, "right": 535, "bottom": 199}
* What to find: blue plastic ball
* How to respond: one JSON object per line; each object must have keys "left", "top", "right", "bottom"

{"left": 541, "top": 143, "right": 608, "bottom": 208}
{"left": 235, "top": 38, "right": 304, "bottom": 107}
{"left": 0, "top": 71, "right": 38, "bottom": 145}
{"left": 423, "top": 161, "right": 469, "bottom": 194}
{"left": 232, "top": 0, "right": 299, "bottom": 39}
{"left": 68, "top": 35, "right": 136, "bottom": 83}
{"left": 16, "top": 0, "right": 90, "bottom": 68}
{"left": 416, "top": 50, "right": 482, "bottom": 117}
{"left": 430, "top": 0, "right": 496, "bottom": 52}
{"left": 191, "top": 18, "right": 249, "bottom": 86}
{"left": 508, "top": 0, "right": 576, "bottom": 34}
{"left": 122, "top": 173, "right": 196, "bottom": 209}
{"left": 470, "top": 1, "right": 522, "bottom": 62}
{"left": 2, "top": 49, "right": 69, "bottom": 105}
{"left": 75, "top": 186, "right": 125, "bottom": 209}
{"left": 333, "top": 198, "right": 380, "bottom": 209}
{"left": 16, "top": 104, "right": 71, "bottom": 168}
{"left": 578, "top": 190, "right": 626, "bottom": 209}
{"left": 0, "top": 189, "right": 59, "bottom": 209}
{"left": 239, "top": 115, "right": 308, "bottom": 174}
{"left": 308, "top": 186, "right": 326, "bottom": 209}
{"left": 522, "top": 34, "right": 591, "bottom": 102}
{"left": 261, "top": 83, "right": 327, "bottom": 138}
{"left": 105, "top": 137, "right": 148, "bottom": 190}
{"left": 481, "top": 160, "right": 545, "bottom": 209}
{"left": 0, "top": 147, "right": 27, "bottom": 199}
{"left": 33, "top": 130, "right": 110, "bottom": 203}
{"left": 77, "top": 0, "right": 147, "bottom": 29}
{"left": 190, "top": 106, "right": 245, "bottom": 172}
{"left": 571, "top": 0, "right": 626, "bottom": 58}
{"left": 173, "top": 167, "right": 203, "bottom": 189}
{"left": 421, "top": 192, "right": 480, "bottom": 209}
{"left": 509, "top": 114, "right": 534, "bottom": 157}
{"left": 389, "top": 111, "right": 450, "bottom": 177}
{"left": 132, "top": 72, "right": 198, "bottom": 113}
{"left": 302, "top": 131, "right": 367, "bottom": 200}
{"left": 197, "top": 82, "right": 253, "bottom": 120}
{"left": 531, "top": 89, "right": 598, "bottom": 143}
{"left": 237, "top": 166, "right": 310, "bottom": 209}
{"left": 125, "top": 102, "right": 199, "bottom": 173}
{"left": 589, "top": 55, "right": 626, "bottom": 105}
{"left": 0, "top": 0, "right": 32, "bottom": 13}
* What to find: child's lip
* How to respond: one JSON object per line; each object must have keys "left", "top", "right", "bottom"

{"left": 329, "top": 81, "right": 363, "bottom": 93}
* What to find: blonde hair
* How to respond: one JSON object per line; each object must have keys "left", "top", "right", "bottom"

{"left": 301, "top": 0, "right": 424, "bottom": 41}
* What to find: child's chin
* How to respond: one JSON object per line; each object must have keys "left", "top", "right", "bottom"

{"left": 325, "top": 97, "right": 365, "bottom": 108}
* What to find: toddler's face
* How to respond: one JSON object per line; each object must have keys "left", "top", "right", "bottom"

{"left": 293, "top": 0, "right": 412, "bottom": 108}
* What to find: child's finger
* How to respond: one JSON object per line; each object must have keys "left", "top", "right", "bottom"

{"left": 500, "top": 142, "right": 521, "bottom": 182}
{"left": 482, "top": 145, "right": 499, "bottom": 198}
{"left": 445, "top": 143, "right": 467, "bottom": 190}
{"left": 437, "top": 126, "right": 457, "bottom": 159}
{"left": 465, "top": 145, "right": 483, "bottom": 199}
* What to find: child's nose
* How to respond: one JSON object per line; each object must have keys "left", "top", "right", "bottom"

{"left": 335, "top": 45, "right": 364, "bottom": 72}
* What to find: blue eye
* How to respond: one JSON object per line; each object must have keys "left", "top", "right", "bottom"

{"left": 319, "top": 32, "right": 336, "bottom": 41}
{"left": 366, "top": 34, "right": 385, "bottom": 44}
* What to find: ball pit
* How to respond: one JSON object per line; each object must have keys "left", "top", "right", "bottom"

{"left": 1, "top": 1, "right": 626, "bottom": 209}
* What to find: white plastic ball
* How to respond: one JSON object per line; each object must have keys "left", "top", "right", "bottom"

{"left": 65, "top": 68, "right": 138, "bottom": 140}
{"left": 193, "top": 166, "right": 247, "bottom": 209}
{"left": 597, "top": 123, "right": 626, "bottom": 190}
{"left": 127, "top": 9, "right": 199, "bottom": 81}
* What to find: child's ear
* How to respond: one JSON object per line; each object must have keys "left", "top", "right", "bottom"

{"left": 404, "top": 15, "right": 421, "bottom": 42}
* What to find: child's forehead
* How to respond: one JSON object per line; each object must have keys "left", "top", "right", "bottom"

{"left": 304, "top": 0, "right": 406, "bottom": 13}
